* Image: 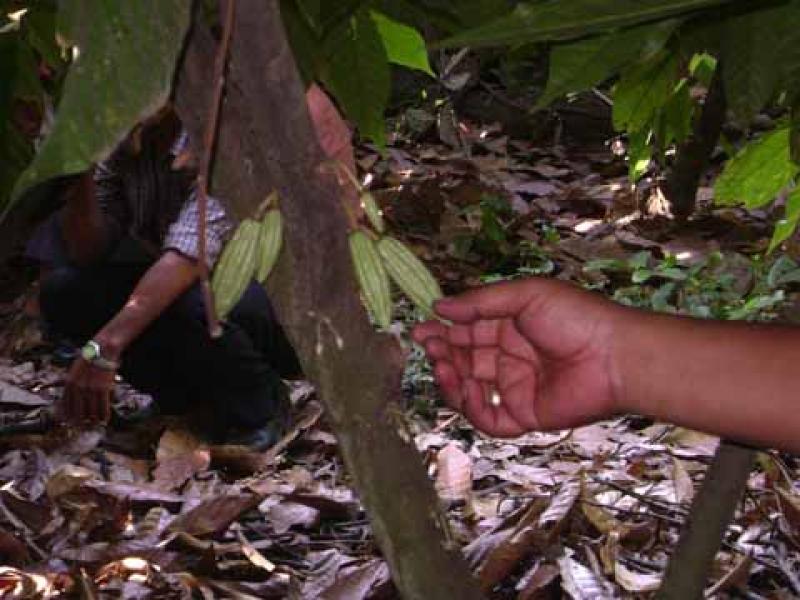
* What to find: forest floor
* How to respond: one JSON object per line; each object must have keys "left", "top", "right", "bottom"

{"left": 0, "top": 107, "right": 799, "bottom": 598}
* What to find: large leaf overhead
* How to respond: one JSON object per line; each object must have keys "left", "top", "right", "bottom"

{"left": 323, "top": 7, "right": 391, "bottom": 147}
{"left": 535, "top": 20, "right": 678, "bottom": 109}
{"left": 720, "top": 0, "right": 800, "bottom": 125}
{"left": 437, "top": 0, "right": 739, "bottom": 49}
{"left": 8, "top": 0, "right": 192, "bottom": 212}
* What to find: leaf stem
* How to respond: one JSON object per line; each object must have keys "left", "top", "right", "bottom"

{"left": 197, "top": 0, "right": 237, "bottom": 338}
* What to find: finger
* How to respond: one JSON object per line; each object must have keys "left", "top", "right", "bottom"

{"left": 85, "top": 388, "right": 100, "bottom": 423}
{"left": 412, "top": 320, "right": 448, "bottom": 344}
{"left": 100, "top": 388, "right": 112, "bottom": 423}
{"left": 461, "top": 379, "right": 525, "bottom": 438}
{"left": 472, "top": 320, "right": 500, "bottom": 346}
{"left": 434, "top": 279, "right": 559, "bottom": 323}
{"left": 497, "top": 354, "right": 539, "bottom": 430}
{"left": 423, "top": 338, "right": 452, "bottom": 362}
{"left": 433, "top": 361, "right": 464, "bottom": 412}
{"left": 499, "top": 319, "right": 538, "bottom": 362}
{"left": 448, "top": 324, "right": 472, "bottom": 347}
{"left": 451, "top": 347, "right": 472, "bottom": 379}
{"left": 472, "top": 347, "right": 500, "bottom": 381}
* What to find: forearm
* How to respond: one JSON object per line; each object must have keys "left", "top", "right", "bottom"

{"left": 614, "top": 309, "right": 800, "bottom": 452}
{"left": 62, "top": 169, "right": 111, "bottom": 264}
{"left": 93, "top": 251, "right": 199, "bottom": 360}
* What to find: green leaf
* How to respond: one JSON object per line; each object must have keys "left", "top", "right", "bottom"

{"left": 583, "top": 258, "right": 628, "bottom": 272}
{"left": 8, "top": 0, "right": 191, "bottom": 214}
{"left": 627, "top": 128, "right": 652, "bottom": 182}
{"left": 659, "top": 77, "right": 693, "bottom": 147}
{"left": 0, "top": 32, "right": 43, "bottom": 211}
{"left": 370, "top": 10, "right": 432, "bottom": 76}
{"left": 720, "top": 0, "right": 800, "bottom": 124}
{"left": 715, "top": 127, "right": 799, "bottom": 209}
{"left": 791, "top": 100, "right": 800, "bottom": 165}
{"left": 23, "top": 3, "right": 62, "bottom": 69}
{"left": 768, "top": 187, "right": 800, "bottom": 253}
{"left": 323, "top": 8, "right": 390, "bottom": 147}
{"left": 280, "top": 0, "right": 322, "bottom": 83}
{"left": 613, "top": 51, "right": 678, "bottom": 133}
{"left": 437, "top": 0, "right": 737, "bottom": 49}
{"left": 688, "top": 52, "right": 716, "bottom": 87}
{"left": 535, "top": 20, "right": 677, "bottom": 109}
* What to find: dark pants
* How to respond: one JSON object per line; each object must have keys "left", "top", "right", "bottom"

{"left": 39, "top": 262, "right": 301, "bottom": 435}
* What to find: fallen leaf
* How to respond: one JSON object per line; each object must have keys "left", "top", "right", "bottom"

{"left": 614, "top": 560, "right": 661, "bottom": 593}
{"left": 265, "top": 501, "right": 320, "bottom": 534}
{"left": 558, "top": 550, "right": 612, "bottom": 599}
{"left": 318, "top": 558, "right": 390, "bottom": 600}
{"left": 671, "top": 457, "right": 695, "bottom": 504}
{"left": 152, "top": 429, "right": 210, "bottom": 491}
{"left": 516, "top": 561, "right": 559, "bottom": 600}
{"left": 0, "top": 381, "right": 48, "bottom": 407}
{"left": 167, "top": 493, "right": 260, "bottom": 537}
{"left": 435, "top": 443, "right": 472, "bottom": 503}
{"left": 45, "top": 465, "right": 97, "bottom": 501}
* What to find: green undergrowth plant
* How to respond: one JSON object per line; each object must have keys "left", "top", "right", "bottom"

{"left": 584, "top": 250, "right": 800, "bottom": 321}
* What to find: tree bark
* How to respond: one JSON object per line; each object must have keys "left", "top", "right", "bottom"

{"left": 174, "top": 2, "right": 483, "bottom": 599}
{"left": 656, "top": 441, "right": 754, "bottom": 600}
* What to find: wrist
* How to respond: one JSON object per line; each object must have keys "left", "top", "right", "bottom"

{"left": 607, "top": 304, "right": 649, "bottom": 417}
{"left": 91, "top": 332, "right": 124, "bottom": 363}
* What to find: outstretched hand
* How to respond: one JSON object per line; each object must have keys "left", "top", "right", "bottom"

{"left": 413, "top": 279, "right": 624, "bottom": 437}
{"left": 59, "top": 358, "right": 115, "bottom": 425}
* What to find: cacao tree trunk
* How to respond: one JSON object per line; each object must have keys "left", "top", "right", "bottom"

{"left": 174, "top": 2, "right": 482, "bottom": 598}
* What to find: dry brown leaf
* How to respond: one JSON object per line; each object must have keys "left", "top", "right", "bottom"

{"left": 88, "top": 482, "right": 184, "bottom": 509}
{"left": 471, "top": 498, "right": 549, "bottom": 591}
{"left": 318, "top": 558, "right": 390, "bottom": 600}
{"left": 705, "top": 555, "right": 753, "bottom": 597}
{"left": 265, "top": 501, "right": 320, "bottom": 535}
{"left": 301, "top": 549, "right": 349, "bottom": 599}
{"left": 614, "top": 560, "right": 661, "bottom": 593}
{"left": 0, "top": 527, "right": 30, "bottom": 566}
{"left": 775, "top": 486, "right": 800, "bottom": 535}
{"left": 45, "top": 465, "right": 97, "bottom": 501}
{"left": 288, "top": 486, "right": 360, "bottom": 521}
{"left": 167, "top": 493, "right": 260, "bottom": 537}
{"left": 581, "top": 500, "right": 623, "bottom": 536}
{"left": 233, "top": 525, "right": 275, "bottom": 573}
{"left": 538, "top": 478, "right": 581, "bottom": 530}
{"left": 516, "top": 561, "right": 559, "bottom": 600}
{"left": 152, "top": 429, "right": 210, "bottom": 491}
{"left": 434, "top": 443, "right": 472, "bottom": 503}
{"left": 558, "top": 551, "right": 613, "bottom": 599}
{"left": 671, "top": 457, "right": 695, "bottom": 505}
{"left": 0, "top": 381, "right": 48, "bottom": 407}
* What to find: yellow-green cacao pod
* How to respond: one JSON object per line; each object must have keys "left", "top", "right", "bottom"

{"left": 349, "top": 230, "right": 392, "bottom": 329}
{"left": 377, "top": 235, "right": 442, "bottom": 317}
{"left": 360, "top": 191, "right": 385, "bottom": 233}
{"left": 256, "top": 208, "right": 283, "bottom": 283}
{"left": 212, "top": 219, "right": 260, "bottom": 319}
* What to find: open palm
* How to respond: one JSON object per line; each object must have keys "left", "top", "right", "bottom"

{"left": 413, "top": 279, "right": 622, "bottom": 437}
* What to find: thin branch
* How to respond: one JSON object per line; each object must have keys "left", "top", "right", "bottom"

{"left": 196, "top": 0, "right": 237, "bottom": 338}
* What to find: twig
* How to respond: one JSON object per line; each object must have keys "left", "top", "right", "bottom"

{"left": 196, "top": 0, "right": 237, "bottom": 338}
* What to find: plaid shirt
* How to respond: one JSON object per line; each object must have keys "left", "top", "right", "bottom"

{"left": 95, "top": 131, "right": 233, "bottom": 268}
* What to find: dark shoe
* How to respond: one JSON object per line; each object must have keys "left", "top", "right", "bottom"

{"left": 223, "top": 419, "right": 285, "bottom": 451}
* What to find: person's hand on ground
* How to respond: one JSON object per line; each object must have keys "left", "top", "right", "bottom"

{"left": 60, "top": 358, "right": 115, "bottom": 425}
{"left": 413, "top": 279, "right": 626, "bottom": 437}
